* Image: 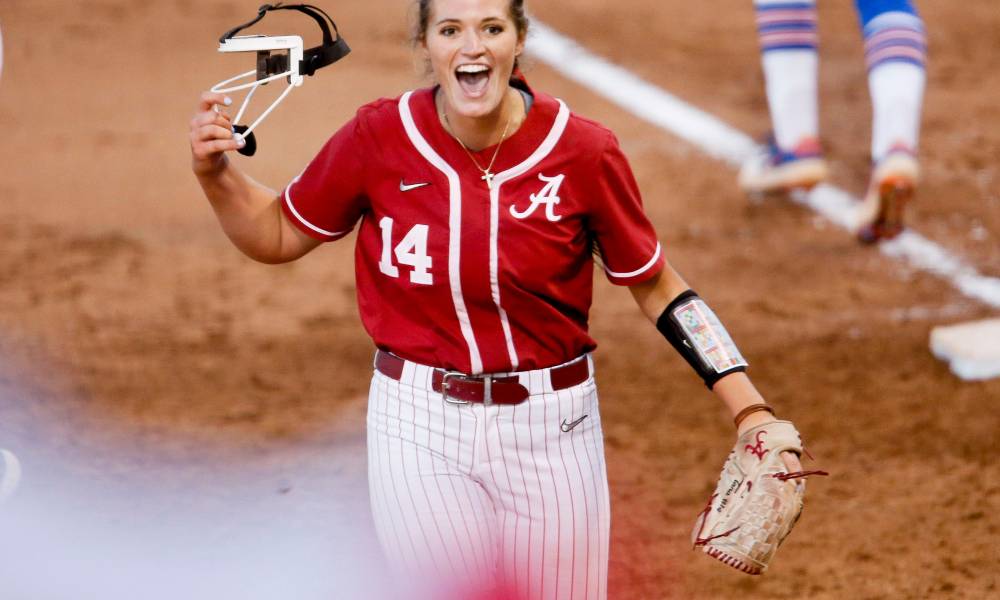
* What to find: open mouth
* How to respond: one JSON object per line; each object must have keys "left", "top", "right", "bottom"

{"left": 455, "top": 64, "right": 491, "bottom": 98}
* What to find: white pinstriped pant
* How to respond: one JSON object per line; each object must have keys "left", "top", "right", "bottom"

{"left": 366, "top": 355, "right": 611, "bottom": 600}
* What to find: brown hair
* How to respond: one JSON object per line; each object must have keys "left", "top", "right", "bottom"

{"left": 412, "top": 0, "right": 530, "bottom": 44}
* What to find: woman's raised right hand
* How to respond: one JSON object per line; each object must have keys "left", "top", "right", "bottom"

{"left": 189, "top": 91, "right": 245, "bottom": 176}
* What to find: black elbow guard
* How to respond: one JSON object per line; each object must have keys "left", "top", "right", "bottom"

{"left": 655, "top": 290, "right": 748, "bottom": 389}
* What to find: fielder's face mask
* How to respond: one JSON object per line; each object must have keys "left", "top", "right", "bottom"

{"left": 211, "top": 3, "right": 350, "bottom": 156}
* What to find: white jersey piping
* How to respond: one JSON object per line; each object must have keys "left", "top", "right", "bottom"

{"left": 284, "top": 183, "right": 352, "bottom": 238}
{"left": 603, "top": 241, "right": 662, "bottom": 279}
{"left": 490, "top": 99, "right": 572, "bottom": 370}
{"left": 399, "top": 91, "right": 483, "bottom": 374}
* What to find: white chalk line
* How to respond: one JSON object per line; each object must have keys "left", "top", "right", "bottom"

{"left": 527, "top": 21, "right": 1000, "bottom": 310}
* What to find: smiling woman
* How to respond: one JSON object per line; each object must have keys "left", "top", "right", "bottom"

{"left": 188, "top": 0, "right": 816, "bottom": 598}
{"left": 415, "top": 0, "right": 528, "bottom": 150}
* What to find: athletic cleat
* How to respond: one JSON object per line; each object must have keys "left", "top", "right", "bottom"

{"left": 738, "top": 136, "right": 829, "bottom": 195}
{"left": 856, "top": 147, "right": 919, "bottom": 243}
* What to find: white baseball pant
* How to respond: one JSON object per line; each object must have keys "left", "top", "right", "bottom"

{"left": 366, "top": 354, "right": 610, "bottom": 600}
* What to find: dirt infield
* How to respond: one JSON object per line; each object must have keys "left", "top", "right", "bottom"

{"left": 0, "top": 1, "right": 998, "bottom": 598}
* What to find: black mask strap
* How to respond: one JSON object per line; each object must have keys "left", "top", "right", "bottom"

{"left": 220, "top": 3, "right": 350, "bottom": 76}
{"left": 219, "top": 4, "right": 273, "bottom": 42}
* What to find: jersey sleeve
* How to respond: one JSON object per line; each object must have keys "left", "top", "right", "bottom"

{"left": 588, "top": 132, "right": 665, "bottom": 285}
{"left": 280, "top": 113, "right": 371, "bottom": 242}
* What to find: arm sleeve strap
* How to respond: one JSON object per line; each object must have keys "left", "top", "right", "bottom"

{"left": 655, "top": 289, "right": 748, "bottom": 389}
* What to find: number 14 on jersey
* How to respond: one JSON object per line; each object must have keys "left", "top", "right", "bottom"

{"left": 378, "top": 216, "right": 433, "bottom": 285}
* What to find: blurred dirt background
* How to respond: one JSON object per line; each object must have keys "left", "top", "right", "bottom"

{"left": 0, "top": 1, "right": 997, "bottom": 598}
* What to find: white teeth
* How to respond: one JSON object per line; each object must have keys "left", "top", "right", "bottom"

{"left": 456, "top": 64, "right": 489, "bottom": 74}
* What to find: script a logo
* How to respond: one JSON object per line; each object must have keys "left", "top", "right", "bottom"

{"left": 509, "top": 173, "right": 564, "bottom": 222}
{"left": 745, "top": 431, "right": 768, "bottom": 460}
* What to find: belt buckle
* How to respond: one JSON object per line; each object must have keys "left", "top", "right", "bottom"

{"left": 441, "top": 371, "right": 471, "bottom": 405}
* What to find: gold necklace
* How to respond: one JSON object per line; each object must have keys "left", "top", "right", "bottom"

{"left": 442, "top": 109, "right": 513, "bottom": 191}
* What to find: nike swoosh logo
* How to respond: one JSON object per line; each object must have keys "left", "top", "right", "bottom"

{"left": 400, "top": 180, "right": 430, "bottom": 192}
{"left": 560, "top": 415, "right": 589, "bottom": 433}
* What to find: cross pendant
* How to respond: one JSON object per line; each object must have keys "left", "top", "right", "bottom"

{"left": 481, "top": 171, "right": 495, "bottom": 190}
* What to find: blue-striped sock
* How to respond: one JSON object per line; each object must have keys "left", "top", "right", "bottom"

{"left": 860, "top": 9, "right": 927, "bottom": 160}
{"left": 754, "top": 1, "right": 820, "bottom": 154}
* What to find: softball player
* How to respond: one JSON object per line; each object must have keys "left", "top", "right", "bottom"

{"left": 739, "top": 0, "right": 928, "bottom": 243}
{"left": 190, "top": 0, "right": 805, "bottom": 598}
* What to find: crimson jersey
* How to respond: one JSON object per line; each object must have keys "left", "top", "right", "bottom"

{"left": 281, "top": 83, "right": 664, "bottom": 374}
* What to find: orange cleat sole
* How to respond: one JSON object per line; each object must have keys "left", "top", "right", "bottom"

{"left": 857, "top": 176, "right": 914, "bottom": 244}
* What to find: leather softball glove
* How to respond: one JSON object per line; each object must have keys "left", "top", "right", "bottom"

{"left": 691, "top": 420, "right": 827, "bottom": 574}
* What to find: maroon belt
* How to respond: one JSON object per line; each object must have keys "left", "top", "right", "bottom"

{"left": 374, "top": 350, "right": 590, "bottom": 406}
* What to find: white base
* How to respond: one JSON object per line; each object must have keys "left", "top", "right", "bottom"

{"left": 930, "top": 318, "right": 1000, "bottom": 381}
